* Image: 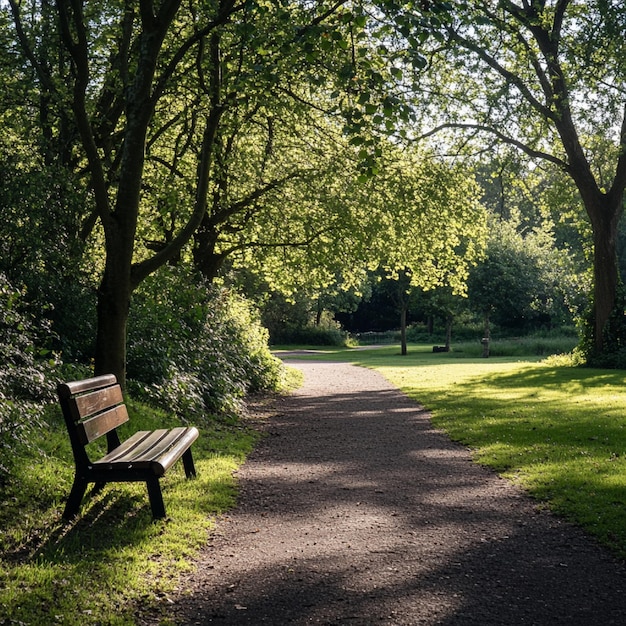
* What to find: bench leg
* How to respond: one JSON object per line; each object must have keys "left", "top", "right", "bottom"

{"left": 146, "top": 477, "right": 166, "bottom": 519}
{"left": 63, "top": 477, "right": 88, "bottom": 520}
{"left": 182, "top": 448, "right": 197, "bottom": 478}
{"left": 90, "top": 481, "right": 107, "bottom": 496}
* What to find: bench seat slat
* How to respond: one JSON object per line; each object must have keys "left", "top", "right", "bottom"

{"left": 146, "top": 426, "right": 199, "bottom": 474}
{"left": 95, "top": 426, "right": 199, "bottom": 477}
{"left": 99, "top": 428, "right": 169, "bottom": 463}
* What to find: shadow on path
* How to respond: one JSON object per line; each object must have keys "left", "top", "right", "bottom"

{"left": 163, "top": 361, "right": 626, "bottom": 625}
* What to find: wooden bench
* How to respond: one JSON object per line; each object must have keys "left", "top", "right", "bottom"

{"left": 57, "top": 374, "right": 199, "bottom": 520}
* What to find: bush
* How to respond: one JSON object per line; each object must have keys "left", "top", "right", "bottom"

{"left": 0, "top": 149, "right": 94, "bottom": 362}
{"left": 48, "top": 279, "right": 97, "bottom": 363}
{"left": 543, "top": 350, "right": 586, "bottom": 367}
{"left": 353, "top": 330, "right": 401, "bottom": 345}
{"left": 0, "top": 274, "right": 59, "bottom": 481}
{"left": 269, "top": 324, "right": 349, "bottom": 346}
{"left": 127, "top": 268, "right": 284, "bottom": 420}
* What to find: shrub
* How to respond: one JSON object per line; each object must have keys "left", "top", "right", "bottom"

{"left": 127, "top": 268, "right": 284, "bottom": 420}
{"left": 269, "top": 324, "right": 349, "bottom": 346}
{"left": 578, "top": 284, "right": 626, "bottom": 368}
{"left": 0, "top": 274, "right": 59, "bottom": 481}
{"left": 0, "top": 149, "right": 94, "bottom": 363}
{"left": 543, "top": 350, "right": 586, "bottom": 367}
{"left": 354, "top": 330, "right": 401, "bottom": 345}
{"left": 48, "top": 279, "right": 97, "bottom": 363}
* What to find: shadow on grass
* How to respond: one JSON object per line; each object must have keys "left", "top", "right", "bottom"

{"left": 0, "top": 449, "right": 240, "bottom": 625}
{"left": 3, "top": 488, "right": 152, "bottom": 564}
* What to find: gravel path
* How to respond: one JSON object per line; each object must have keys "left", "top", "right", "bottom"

{"left": 163, "top": 360, "right": 626, "bottom": 625}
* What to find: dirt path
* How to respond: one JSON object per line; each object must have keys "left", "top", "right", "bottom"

{"left": 160, "top": 360, "right": 626, "bottom": 625}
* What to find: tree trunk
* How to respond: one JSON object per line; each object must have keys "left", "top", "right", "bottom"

{"left": 94, "top": 267, "right": 131, "bottom": 385}
{"left": 94, "top": 120, "right": 150, "bottom": 385}
{"left": 193, "top": 218, "right": 227, "bottom": 281}
{"left": 445, "top": 314, "right": 452, "bottom": 351}
{"left": 400, "top": 306, "right": 407, "bottom": 356}
{"left": 89, "top": 7, "right": 187, "bottom": 386}
{"left": 94, "top": 207, "right": 137, "bottom": 385}
{"left": 589, "top": 200, "right": 622, "bottom": 354}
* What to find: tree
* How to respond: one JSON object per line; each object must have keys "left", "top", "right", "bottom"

{"left": 192, "top": 128, "right": 487, "bottom": 320}
{"left": 420, "top": 286, "right": 468, "bottom": 351}
{"left": 4, "top": 0, "right": 485, "bottom": 384}
{"left": 373, "top": 145, "right": 487, "bottom": 291}
{"left": 6, "top": 0, "right": 237, "bottom": 383}
{"left": 467, "top": 217, "right": 580, "bottom": 350}
{"left": 317, "top": 144, "right": 487, "bottom": 354}
{"left": 6, "top": 0, "right": 366, "bottom": 385}
{"left": 390, "top": 270, "right": 412, "bottom": 355}
{"left": 398, "top": 1, "right": 626, "bottom": 359}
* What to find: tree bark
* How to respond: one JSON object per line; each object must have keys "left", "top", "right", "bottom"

{"left": 400, "top": 306, "right": 407, "bottom": 356}
{"left": 587, "top": 197, "right": 622, "bottom": 353}
{"left": 193, "top": 214, "right": 228, "bottom": 281}
{"left": 94, "top": 261, "right": 132, "bottom": 382}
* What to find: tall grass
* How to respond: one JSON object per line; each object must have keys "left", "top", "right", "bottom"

{"left": 452, "top": 334, "right": 579, "bottom": 358}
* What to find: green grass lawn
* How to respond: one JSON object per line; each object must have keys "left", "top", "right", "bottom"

{"left": 299, "top": 343, "right": 626, "bottom": 559}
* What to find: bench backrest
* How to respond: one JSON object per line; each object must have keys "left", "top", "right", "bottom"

{"left": 57, "top": 374, "right": 129, "bottom": 466}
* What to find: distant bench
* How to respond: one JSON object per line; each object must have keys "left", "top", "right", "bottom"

{"left": 57, "top": 374, "right": 199, "bottom": 520}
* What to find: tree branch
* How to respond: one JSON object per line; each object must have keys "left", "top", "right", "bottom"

{"left": 151, "top": 0, "right": 243, "bottom": 105}
{"left": 217, "top": 225, "right": 338, "bottom": 258}
{"left": 8, "top": 0, "right": 55, "bottom": 94}
{"left": 444, "top": 23, "right": 555, "bottom": 121}
{"left": 296, "top": 0, "right": 350, "bottom": 36}
{"left": 208, "top": 172, "right": 301, "bottom": 228}
{"left": 420, "top": 122, "right": 568, "bottom": 169}
{"left": 608, "top": 103, "right": 626, "bottom": 206}
{"left": 57, "top": 0, "right": 113, "bottom": 231}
